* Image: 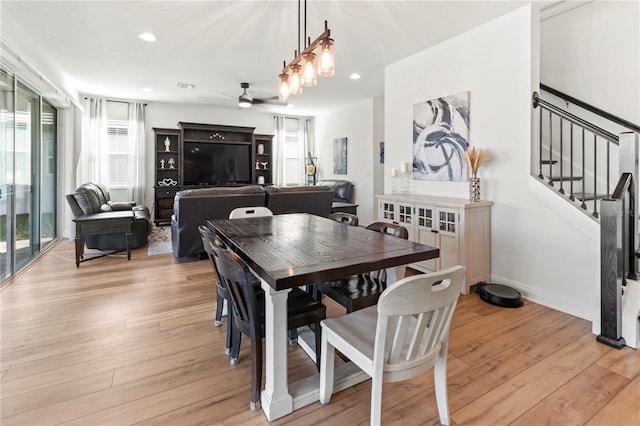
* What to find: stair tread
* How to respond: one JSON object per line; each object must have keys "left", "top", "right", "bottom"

{"left": 548, "top": 176, "right": 583, "bottom": 182}
{"left": 575, "top": 193, "right": 608, "bottom": 201}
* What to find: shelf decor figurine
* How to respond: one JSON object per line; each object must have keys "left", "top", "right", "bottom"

{"left": 160, "top": 159, "right": 165, "bottom": 169}
{"left": 168, "top": 157, "right": 176, "bottom": 170}
{"left": 164, "top": 137, "right": 171, "bottom": 152}
{"left": 464, "top": 147, "right": 491, "bottom": 202}
{"left": 257, "top": 144, "right": 264, "bottom": 155}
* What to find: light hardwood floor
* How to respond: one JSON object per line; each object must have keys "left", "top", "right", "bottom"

{"left": 1, "top": 240, "right": 638, "bottom": 425}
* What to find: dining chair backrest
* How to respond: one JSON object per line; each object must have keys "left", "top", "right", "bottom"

{"left": 366, "top": 221, "right": 409, "bottom": 239}
{"left": 376, "top": 265, "right": 465, "bottom": 382}
{"left": 229, "top": 206, "right": 273, "bottom": 219}
{"left": 205, "top": 232, "right": 263, "bottom": 340}
{"left": 329, "top": 212, "right": 359, "bottom": 226}
{"left": 365, "top": 222, "right": 408, "bottom": 281}
{"left": 199, "top": 225, "right": 228, "bottom": 299}
{"left": 318, "top": 265, "right": 465, "bottom": 424}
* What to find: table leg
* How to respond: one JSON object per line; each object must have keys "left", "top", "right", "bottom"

{"left": 260, "top": 280, "right": 293, "bottom": 421}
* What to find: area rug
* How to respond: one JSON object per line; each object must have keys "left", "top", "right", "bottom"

{"left": 148, "top": 225, "right": 172, "bottom": 256}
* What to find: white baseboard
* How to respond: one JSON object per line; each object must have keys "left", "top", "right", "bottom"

{"left": 490, "top": 273, "right": 595, "bottom": 324}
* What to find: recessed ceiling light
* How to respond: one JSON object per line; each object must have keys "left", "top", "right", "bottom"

{"left": 142, "top": 87, "right": 152, "bottom": 92}
{"left": 177, "top": 82, "right": 195, "bottom": 90}
{"left": 139, "top": 33, "right": 157, "bottom": 42}
{"left": 350, "top": 73, "right": 361, "bottom": 80}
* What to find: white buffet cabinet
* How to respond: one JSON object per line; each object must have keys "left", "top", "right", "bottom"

{"left": 376, "top": 194, "right": 492, "bottom": 295}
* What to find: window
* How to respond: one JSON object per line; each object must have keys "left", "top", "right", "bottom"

{"left": 103, "top": 101, "right": 131, "bottom": 187}
{"left": 106, "top": 118, "right": 128, "bottom": 186}
{"left": 284, "top": 118, "right": 302, "bottom": 186}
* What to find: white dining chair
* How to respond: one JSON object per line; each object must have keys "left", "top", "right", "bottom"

{"left": 229, "top": 206, "right": 273, "bottom": 219}
{"left": 319, "top": 265, "right": 465, "bottom": 426}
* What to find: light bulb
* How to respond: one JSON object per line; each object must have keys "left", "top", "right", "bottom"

{"left": 317, "top": 38, "right": 335, "bottom": 77}
{"left": 289, "top": 64, "right": 302, "bottom": 95}
{"left": 301, "top": 52, "right": 317, "bottom": 87}
{"left": 278, "top": 74, "right": 290, "bottom": 101}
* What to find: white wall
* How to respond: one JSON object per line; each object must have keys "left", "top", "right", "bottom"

{"left": 385, "top": 5, "right": 599, "bottom": 321}
{"left": 315, "top": 99, "right": 378, "bottom": 224}
{"left": 541, "top": 0, "right": 640, "bottom": 125}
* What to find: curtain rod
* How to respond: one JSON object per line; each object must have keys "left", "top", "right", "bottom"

{"left": 83, "top": 96, "right": 147, "bottom": 106}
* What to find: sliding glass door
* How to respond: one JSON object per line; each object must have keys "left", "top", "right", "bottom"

{"left": 0, "top": 68, "right": 57, "bottom": 284}
{"left": 0, "top": 70, "right": 15, "bottom": 281}
{"left": 14, "top": 82, "right": 40, "bottom": 270}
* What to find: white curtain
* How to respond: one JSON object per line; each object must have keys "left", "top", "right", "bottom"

{"left": 274, "top": 115, "right": 286, "bottom": 186}
{"left": 78, "top": 97, "right": 107, "bottom": 186}
{"left": 127, "top": 102, "right": 145, "bottom": 205}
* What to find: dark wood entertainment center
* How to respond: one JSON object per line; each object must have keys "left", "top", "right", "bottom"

{"left": 153, "top": 122, "right": 273, "bottom": 226}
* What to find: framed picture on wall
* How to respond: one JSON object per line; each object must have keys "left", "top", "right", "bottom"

{"left": 333, "top": 137, "right": 348, "bottom": 174}
{"left": 412, "top": 91, "right": 470, "bottom": 181}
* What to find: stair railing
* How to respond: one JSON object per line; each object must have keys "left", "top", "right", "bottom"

{"left": 598, "top": 133, "right": 638, "bottom": 349}
{"left": 532, "top": 91, "right": 619, "bottom": 218}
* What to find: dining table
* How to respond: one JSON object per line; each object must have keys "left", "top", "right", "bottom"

{"left": 207, "top": 213, "right": 439, "bottom": 421}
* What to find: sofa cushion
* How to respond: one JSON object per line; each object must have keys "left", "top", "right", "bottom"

{"left": 73, "top": 185, "right": 103, "bottom": 215}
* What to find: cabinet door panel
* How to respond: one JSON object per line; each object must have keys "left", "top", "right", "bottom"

{"left": 416, "top": 229, "right": 437, "bottom": 271}
{"left": 439, "top": 233, "right": 460, "bottom": 270}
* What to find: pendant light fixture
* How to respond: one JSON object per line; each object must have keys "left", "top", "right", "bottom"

{"left": 278, "top": 0, "right": 334, "bottom": 98}
{"left": 301, "top": 51, "right": 317, "bottom": 87}
{"left": 278, "top": 69, "right": 290, "bottom": 102}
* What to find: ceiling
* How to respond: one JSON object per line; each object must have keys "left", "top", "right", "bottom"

{"left": 1, "top": 1, "right": 533, "bottom": 116}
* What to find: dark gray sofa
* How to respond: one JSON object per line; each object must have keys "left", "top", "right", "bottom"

{"left": 265, "top": 185, "right": 334, "bottom": 217}
{"left": 66, "top": 183, "right": 152, "bottom": 250}
{"left": 316, "top": 179, "right": 355, "bottom": 204}
{"left": 316, "top": 179, "right": 356, "bottom": 214}
{"left": 171, "top": 185, "right": 267, "bottom": 261}
{"left": 170, "top": 184, "right": 334, "bottom": 262}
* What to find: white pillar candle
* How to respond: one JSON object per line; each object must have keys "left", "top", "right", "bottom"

{"left": 400, "top": 162, "right": 408, "bottom": 174}
{"left": 391, "top": 168, "right": 399, "bottom": 177}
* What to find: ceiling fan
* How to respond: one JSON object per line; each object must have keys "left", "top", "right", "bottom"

{"left": 237, "top": 82, "right": 281, "bottom": 109}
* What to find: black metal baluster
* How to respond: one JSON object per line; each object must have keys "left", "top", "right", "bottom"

{"left": 569, "top": 123, "right": 575, "bottom": 201}
{"left": 549, "top": 111, "right": 554, "bottom": 186}
{"left": 559, "top": 119, "right": 565, "bottom": 194}
{"left": 538, "top": 106, "right": 544, "bottom": 179}
{"left": 593, "top": 134, "right": 599, "bottom": 218}
{"left": 581, "top": 128, "right": 587, "bottom": 210}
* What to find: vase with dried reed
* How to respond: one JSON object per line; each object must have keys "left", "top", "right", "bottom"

{"left": 464, "top": 147, "right": 491, "bottom": 202}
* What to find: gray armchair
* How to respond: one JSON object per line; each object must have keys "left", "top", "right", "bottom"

{"left": 66, "top": 183, "right": 152, "bottom": 250}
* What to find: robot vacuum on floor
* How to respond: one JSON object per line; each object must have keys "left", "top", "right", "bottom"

{"left": 478, "top": 283, "right": 524, "bottom": 308}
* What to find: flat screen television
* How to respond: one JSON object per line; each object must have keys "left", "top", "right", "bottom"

{"left": 183, "top": 142, "right": 252, "bottom": 186}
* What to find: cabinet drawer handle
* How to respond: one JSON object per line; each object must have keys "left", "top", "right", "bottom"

{"left": 431, "top": 229, "right": 438, "bottom": 233}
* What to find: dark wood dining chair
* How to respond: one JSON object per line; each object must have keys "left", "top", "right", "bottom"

{"left": 206, "top": 231, "right": 326, "bottom": 411}
{"left": 199, "top": 225, "right": 237, "bottom": 359}
{"left": 316, "top": 221, "right": 409, "bottom": 313}
{"left": 328, "top": 212, "right": 359, "bottom": 226}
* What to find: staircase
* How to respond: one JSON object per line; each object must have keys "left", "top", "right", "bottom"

{"left": 533, "top": 85, "right": 640, "bottom": 349}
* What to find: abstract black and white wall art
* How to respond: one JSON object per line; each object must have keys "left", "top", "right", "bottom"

{"left": 412, "top": 91, "right": 470, "bottom": 181}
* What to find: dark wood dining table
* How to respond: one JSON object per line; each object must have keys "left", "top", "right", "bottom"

{"left": 207, "top": 213, "right": 439, "bottom": 421}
